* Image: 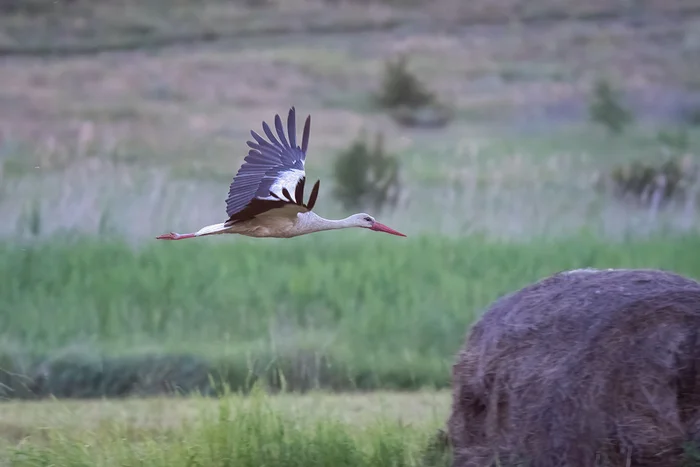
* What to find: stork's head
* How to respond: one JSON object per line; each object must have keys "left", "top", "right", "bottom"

{"left": 349, "top": 213, "right": 406, "bottom": 237}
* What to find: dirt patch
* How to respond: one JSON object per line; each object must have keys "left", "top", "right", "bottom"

{"left": 448, "top": 268, "right": 700, "bottom": 466}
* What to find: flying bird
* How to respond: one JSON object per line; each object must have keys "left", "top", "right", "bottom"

{"left": 156, "top": 107, "right": 406, "bottom": 240}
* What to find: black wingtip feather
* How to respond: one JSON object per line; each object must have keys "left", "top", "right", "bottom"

{"left": 287, "top": 107, "right": 296, "bottom": 148}
{"left": 306, "top": 179, "right": 320, "bottom": 211}
{"left": 301, "top": 116, "right": 311, "bottom": 153}
{"left": 295, "top": 176, "right": 305, "bottom": 206}
{"left": 282, "top": 187, "right": 293, "bottom": 203}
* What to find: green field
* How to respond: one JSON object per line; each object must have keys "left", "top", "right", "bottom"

{"left": 2, "top": 0, "right": 700, "bottom": 464}
{"left": 1, "top": 388, "right": 451, "bottom": 466}
{"left": 3, "top": 233, "right": 700, "bottom": 398}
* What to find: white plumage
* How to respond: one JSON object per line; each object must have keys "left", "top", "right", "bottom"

{"left": 157, "top": 107, "right": 406, "bottom": 241}
{"left": 262, "top": 168, "right": 306, "bottom": 203}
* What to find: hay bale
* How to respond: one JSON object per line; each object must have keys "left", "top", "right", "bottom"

{"left": 448, "top": 268, "right": 700, "bottom": 467}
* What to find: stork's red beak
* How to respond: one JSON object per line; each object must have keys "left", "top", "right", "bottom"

{"left": 370, "top": 221, "right": 406, "bottom": 237}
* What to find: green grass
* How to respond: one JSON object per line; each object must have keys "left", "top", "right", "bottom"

{"left": 3, "top": 233, "right": 700, "bottom": 397}
{"left": 3, "top": 387, "right": 450, "bottom": 467}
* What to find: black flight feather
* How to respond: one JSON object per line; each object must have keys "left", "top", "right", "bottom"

{"left": 295, "top": 176, "right": 305, "bottom": 207}
{"left": 225, "top": 107, "right": 316, "bottom": 223}
{"left": 301, "top": 116, "right": 311, "bottom": 154}
{"left": 288, "top": 108, "right": 297, "bottom": 148}
{"left": 306, "top": 180, "right": 320, "bottom": 211}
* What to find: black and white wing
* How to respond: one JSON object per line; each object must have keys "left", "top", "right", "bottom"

{"left": 225, "top": 107, "right": 320, "bottom": 224}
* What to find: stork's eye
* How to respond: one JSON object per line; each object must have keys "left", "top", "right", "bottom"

{"left": 364, "top": 216, "right": 372, "bottom": 222}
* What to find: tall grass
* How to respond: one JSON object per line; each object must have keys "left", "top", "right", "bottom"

{"left": 6, "top": 386, "right": 450, "bottom": 467}
{"left": 2, "top": 233, "right": 700, "bottom": 396}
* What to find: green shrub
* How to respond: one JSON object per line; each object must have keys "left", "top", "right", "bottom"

{"left": 374, "top": 54, "right": 454, "bottom": 128}
{"left": 604, "top": 128, "right": 697, "bottom": 206}
{"left": 375, "top": 54, "right": 435, "bottom": 110}
{"left": 0, "top": 345, "right": 448, "bottom": 400}
{"left": 331, "top": 130, "right": 401, "bottom": 213}
{"left": 30, "top": 352, "right": 216, "bottom": 399}
{"left": 607, "top": 156, "right": 696, "bottom": 206}
{"left": 588, "top": 78, "right": 633, "bottom": 135}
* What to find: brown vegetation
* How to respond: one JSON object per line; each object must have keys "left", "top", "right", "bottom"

{"left": 448, "top": 268, "right": 700, "bottom": 466}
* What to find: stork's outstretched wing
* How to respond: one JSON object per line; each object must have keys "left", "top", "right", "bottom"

{"left": 225, "top": 107, "right": 320, "bottom": 223}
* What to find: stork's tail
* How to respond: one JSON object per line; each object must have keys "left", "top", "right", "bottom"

{"left": 156, "top": 222, "right": 230, "bottom": 240}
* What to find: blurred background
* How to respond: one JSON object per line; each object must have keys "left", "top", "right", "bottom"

{"left": 1, "top": 0, "right": 700, "bottom": 400}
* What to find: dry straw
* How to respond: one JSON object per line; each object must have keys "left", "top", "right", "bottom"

{"left": 448, "top": 268, "right": 700, "bottom": 466}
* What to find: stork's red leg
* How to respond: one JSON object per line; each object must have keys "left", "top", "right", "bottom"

{"left": 156, "top": 232, "right": 196, "bottom": 240}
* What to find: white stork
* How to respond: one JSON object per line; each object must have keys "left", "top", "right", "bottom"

{"left": 156, "top": 107, "right": 406, "bottom": 240}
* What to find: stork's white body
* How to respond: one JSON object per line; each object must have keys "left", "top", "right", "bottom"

{"left": 156, "top": 107, "right": 406, "bottom": 241}
{"left": 196, "top": 208, "right": 354, "bottom": 239}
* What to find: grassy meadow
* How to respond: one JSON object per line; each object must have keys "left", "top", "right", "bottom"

{"left": 5, "top": 234, "right": 700, "bottom": 399}
{"left": 2, "top": 0, "right": 700, "bottom": 464}
{"left": 2, "top": 388, "right": 451, "bottom": 466}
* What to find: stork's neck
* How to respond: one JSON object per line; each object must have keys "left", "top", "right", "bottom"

{"left": 302, "top": 212, "right": 357, "bottom": 232}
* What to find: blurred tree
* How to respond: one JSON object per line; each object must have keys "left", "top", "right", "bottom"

{"left": 588, "top": 78, "right": 633, "bottom": 135}
{"left": 374, "top": 54, "right": 453, "bottom": 128}
{"left": 375, "top": 54, "right": 435, "bottom": 110}
{"left": 331, "top": 130, "right": 401, "bottom": 214}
